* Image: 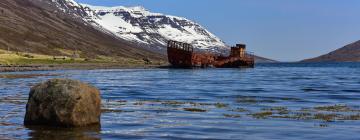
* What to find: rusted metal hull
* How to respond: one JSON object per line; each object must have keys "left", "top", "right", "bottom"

{"left": 167, "top": 47, "right": 195, "bottom": 68}
{"left": 167, "top": 40, "right": 255, "bottom": 68}
{"left": 213, "top": 58, "right": 254, "bottom": 68}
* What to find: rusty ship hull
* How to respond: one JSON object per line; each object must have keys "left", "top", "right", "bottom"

{"left": 167, "top": 40, "right": 254, "bottom": 68}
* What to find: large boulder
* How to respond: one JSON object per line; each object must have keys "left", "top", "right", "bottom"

{"left": 24, "top": 79, "right": 101, "bottom": 127}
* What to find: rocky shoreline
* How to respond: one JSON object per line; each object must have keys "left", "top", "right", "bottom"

{"left": 0, "top": 63, "right": 167, "bottom": 72}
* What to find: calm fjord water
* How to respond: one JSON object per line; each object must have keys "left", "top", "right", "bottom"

{"left": 1, "top": 63, "right": 360, "bottom": 140}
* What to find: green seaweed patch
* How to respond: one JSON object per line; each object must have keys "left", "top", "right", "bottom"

{"left": 230, "top": 108, "right": 250, "bottom": 112}
{"left": 338, "top": 114, "right": 360, "bottom": 120}
{"left": 261, "top": 99, "right": 277, "bottom": 103}
{"left": 215, "top": 103, "right": 229, "bottom": 108}
{"left": 249, "top": 104, "right": 360, "bottom": 122}
{"left": 0, "top": 122, "right": 15, "bottom": 126}
{"left": 116, "top": 100, "right": 127, "bottom": 103}
{"left": 271, "top": 112, "right": 312, "bottom": 120}
{"left": 133, "top": 102, "right": 145, "bottom": 106}
{"left": 280, "top": 97, "right": 302, "bottom": 101}
{"left": 291, "top": 112, "right": 313, "bottom": 120}
{"left": 183, "top": 108, "right": 207, "bottom": 112}
{"left": 299, "top": 107, "right": 313, "bottom": 112}
{"left": 153, "top": 108, "right": 176, "bottom": 113}
{"left": 135, "top": 100, "right": 216, "bottom": 108}
{"left": 262, "top": 107, "right": 289, "bottom": 115}
{"left": 0, "top": 94, "right": 27, "bottom": 105}
{"left": 314, "top": 104, "right": 352, "bottom": 112}
{"left": 161, "top": 101, "right": 187, "bottom": 106}
{"left": 271, "top": 112, "right": 360, "bottom": 122}
{"left": 197, "top": 103, "right": 214, "bottom": 106}
{"left": 313, "top": 113, "right": 339, "bottom": 122}
{"left": 160, "top": 101, "right": 214, "bottom": 107}
{"left": 251, "top": 111, "right": 273, "bottom": 119}
{"left": 319, "top": 123, "right": 329, "bottom": 128}
{"left": 236, "top": 97, "right": 277, "bottom": 104}
{"left": 223, "top": 114, "right": 241, "bottom": 118}
{"left": 236, "top": 97, "right": 258, "bottom": 104}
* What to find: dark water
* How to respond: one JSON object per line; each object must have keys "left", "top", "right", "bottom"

{"left": 1, "top": 62, "right": 360, "bottom": 140}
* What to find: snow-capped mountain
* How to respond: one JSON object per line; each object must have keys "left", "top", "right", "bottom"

{"left": 49, "top": 0, "right": 228, "bottom": 53}
{"left": 48, "top": 0, "right": 90, "bottom": 18}
{"left": 83, "top": 5, "right": 227, "bottom": 52}
{"left": 0, "top": 0, "right": 163, "bottom": 60}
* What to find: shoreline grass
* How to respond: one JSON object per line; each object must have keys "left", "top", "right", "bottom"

{"left": 0, "top": 49, "right": 167, "bottom": 69}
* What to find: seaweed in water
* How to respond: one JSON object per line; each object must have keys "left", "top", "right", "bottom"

{"left": 262, "top": 107, "right": 289, "bottom": 115}
{"left": 183, "top": 108, "right": 207, "bottom": 112}
{"left": 223, "top": 114, "right": 241, "bottom": 118}
{"left": 314, "top": 104, "right": 352, "bottom": 112}
{"left": 251, "top": 111, "right": 273, "bottom": 119}
{"left": 214, "top": 103, "right": 229, "bottom": 108}
{"left": 230, "top": 108, "right": 249, "bottom": 113}
{"left": 313, "top": 113, "right": 339, "bottom": 122}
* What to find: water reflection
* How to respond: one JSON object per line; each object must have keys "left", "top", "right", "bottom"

{"left": 26, "top": 125, "right": 101, "bottom": 140}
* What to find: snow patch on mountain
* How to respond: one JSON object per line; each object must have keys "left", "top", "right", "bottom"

{"left": 83, "top": 4, "right": 228, "bottom": 51}
{"left": 51, "top": 0, "right": 229, "bottom": 53}
{"left": 51, "top": 0, "right": 79, "bottom": 11}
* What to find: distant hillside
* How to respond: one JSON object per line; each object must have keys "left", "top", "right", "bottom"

{"left": 302, "top": 40, "right": 360, "bottom": 62}
{"left": 0, "top": 0, "right": 164, "bottom": 61}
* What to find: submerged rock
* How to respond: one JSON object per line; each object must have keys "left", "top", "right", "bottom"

{"left": 24, "top": 79, "right": 101, "bottom": 127}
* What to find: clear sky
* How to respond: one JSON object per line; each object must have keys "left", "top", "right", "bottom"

{"left": 77, "top": 0, "right": 360, "bottom": 61}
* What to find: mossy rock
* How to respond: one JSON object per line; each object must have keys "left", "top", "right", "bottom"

{"left": 24, "top": 79, "right": 101, "bottom": 127}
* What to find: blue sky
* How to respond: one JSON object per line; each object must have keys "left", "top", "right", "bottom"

{"left": 77, "top": 0, "right": 360, "bottom": 61}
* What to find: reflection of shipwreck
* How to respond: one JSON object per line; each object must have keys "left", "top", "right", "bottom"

{"left": 167, "top": 40, "right": 255, "bottom": 68}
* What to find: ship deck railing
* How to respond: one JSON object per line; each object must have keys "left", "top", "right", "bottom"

{"left": 167, "top": 40, "right": 194, "bottom": 52}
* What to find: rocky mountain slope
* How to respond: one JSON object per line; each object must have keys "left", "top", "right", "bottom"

{"left": 74, "top": 3, "right": 228, "bottom": 53}
{"left": 0, "top": 0, "right": 163, "bottom": 61}
{"left": 302, "top": 40, "right": 360, "bottom": 62}
{"left": 62, "top": 1, "right": 274, "bottom": 62}
{"left": 49, "top": 0, "right": 231, "bottom": 52}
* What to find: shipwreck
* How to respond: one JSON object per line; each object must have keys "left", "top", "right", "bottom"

{"left": 167, "top": 40, "right": 255, "bottom": 68}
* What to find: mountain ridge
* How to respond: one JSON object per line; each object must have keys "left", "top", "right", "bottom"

{"left": 80, "top": 4, "right": 228, "bottom": 53}
{"left": 0, "top": 0, "right": 164, "bottom": 61}
{"left": 302, "top": 40, "right": 360, "bottom": 62}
